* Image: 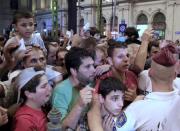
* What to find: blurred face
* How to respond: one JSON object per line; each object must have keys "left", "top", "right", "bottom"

{"left": 76, "top": 57, "right": 95, "bottom": 85}
{"left": 15, "top": 18, "right": 34, "bottom": 39}
{"left": 56, "top": 50, "right": 67, "bottom": 66}
{"left": 150, "top": 46, "right": 160, "bottom": 57}
{"left": 102, "top": 91, "right": 124, "bottom": 116}
{"left": 110, "top": 48, "right": 130, "bottom": 73}
{"left": 95, "top": 49, "right": 105, "bottom": 66}
{"left": 24, "top": 49, "right": 46, "bottom": 70}
{"left": 47, "top": 43, "right": 59, "bottom": 65}
{"left": 30, "top": 75, "right": 52, "bottom": 106}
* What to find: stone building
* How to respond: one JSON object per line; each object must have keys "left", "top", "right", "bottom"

{"left": 0, "top": 0, "right": 180, "bottom": 41}
{"left": 79, "top": 0, "right": 180, "bottom": 40}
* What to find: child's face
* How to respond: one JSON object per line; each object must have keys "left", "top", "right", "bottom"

{"left": 30, "top": 75, "right": 52, "bottom": 106}
{"left": 102, "top": 90, "right": 124, "bottom": 116}
{"left": 15, "top": 18, "right": 34, "bottom": 39}
{"left": 110, "top": 48, "right": 130, "bottom": 72}
{"left": 95, "top": 49, "right": 106, "bottom": 66}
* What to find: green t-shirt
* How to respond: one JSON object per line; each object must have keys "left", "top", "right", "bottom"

{"left": 52, "top": 78, "right": 79, "bottom": 120}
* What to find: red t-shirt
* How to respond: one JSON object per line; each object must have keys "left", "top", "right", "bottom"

{"left": 13, "top": 105, "right": 47, "bottom": 131}
{"left": 95, "top": 70, "right": 138, "bottom": 93}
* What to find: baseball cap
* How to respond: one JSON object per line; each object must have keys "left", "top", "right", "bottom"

{"left": 15, "top": 67, "right": 45, "bottom": 103}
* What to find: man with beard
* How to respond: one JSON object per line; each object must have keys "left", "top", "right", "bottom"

{"left": 52, "top": 47, "right": 95, "bottom": 130}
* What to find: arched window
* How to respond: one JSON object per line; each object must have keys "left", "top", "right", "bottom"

{"left": 137, "top": 13, "right": 148, "bottom": 25}
{"left": 136, "top": 13, "right": 148, "bottom": 37}
{"left": 152, "top": 12, "right": 166, "bottom": 39}
{"left": 153, "top": 12, "right": 166, "bottom": 23}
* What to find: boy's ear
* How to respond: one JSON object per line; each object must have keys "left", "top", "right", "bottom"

{"left": 70, "top": 68, "right": 77, "bottom": 77}
{"left": 107, "top": 57, "right": 113, "bottom": 66}
{"left": 99, "top": 94, "right": 104, "bottom": 104}
{"left": 24, "top": 91, "right": 33, "bottom": 99}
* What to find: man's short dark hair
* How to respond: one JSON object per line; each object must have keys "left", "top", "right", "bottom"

{"left": 107, "top": 41, "right": 127, "bottom": 57}
{"left": 65, "top": 47, "right": 94, "bottom": 75}
{"left": 98, "top": 77, "right": 126, "bottom": 98}
{"left": 124, "top": 27, "right": 139, "bottom": 39}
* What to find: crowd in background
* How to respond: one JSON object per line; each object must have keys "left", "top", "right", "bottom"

{"left": 0, "top": 10, "right": 180, "bottom": 131}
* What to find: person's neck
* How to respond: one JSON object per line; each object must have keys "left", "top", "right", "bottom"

{"left": 152, "top": 81, "right": 174, "bottom": 92}
{"left": 16, "top": 34, "right": 31, "bottom": 41}
{"left": 25, "top": 100, "right": 42, "bottom": 111}
{"left": 23, "top": 37, "right": 31, "bottom": 42}
{"left": 69, "top": 75, "right": 80, "bottom": 88}
{"left": 112, "top": 67, "right": 125, "bottom": 81}
{"left": 100, "top": 104, "right": 109, "bottom": 118}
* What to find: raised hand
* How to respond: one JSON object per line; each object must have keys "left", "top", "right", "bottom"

{"left": 78, "top": 86, "right": 95, "bottom": 107}
{"left": 125, "top": 88, "right": 137, "bottom": 101}
{"left": 141, "top": 28, "right": 154, "bottom": 43}
{"left": 102, "top": 114, "right": 115, "bottom": 131}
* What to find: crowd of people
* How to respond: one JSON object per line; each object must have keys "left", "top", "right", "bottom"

{"left": 0, "top": 9, "right": 180, "bottom": 131}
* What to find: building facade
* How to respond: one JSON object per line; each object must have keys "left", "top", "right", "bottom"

{"left": 79, "top": 0, "right": 180, "bottom": 40}
{"left": 0, "top": 0, "right": 180, "bottom": 41}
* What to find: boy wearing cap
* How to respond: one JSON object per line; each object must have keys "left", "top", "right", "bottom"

{"left": 115, "top": 44, "right": 180, "bottom": 131}
{"left": 12, "top": 67, "right": 52, "bottom": 131}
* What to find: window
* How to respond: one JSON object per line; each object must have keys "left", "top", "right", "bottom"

{"left": 152, "top": 12, "right": 166, "bottom": 39}
{"left": 137, "top": 13, "right": 148, "bottom": 25}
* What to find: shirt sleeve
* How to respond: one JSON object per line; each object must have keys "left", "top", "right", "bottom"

{"left": 52, "top": 86, "right": 69, "bottom": 120}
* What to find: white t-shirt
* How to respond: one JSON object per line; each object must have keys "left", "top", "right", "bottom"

{"left": 138, "top": 70, "right": 180, "bottom": 94}
{"left": 116, "top": 89, "right": 180, "bottom": 131}
{"left": 160, "top": 95, "right": 180, "bottom": 131}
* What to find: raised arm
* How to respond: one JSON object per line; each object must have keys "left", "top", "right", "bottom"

{"left": 134, "top": 29, "right": 154, "bottom": 71}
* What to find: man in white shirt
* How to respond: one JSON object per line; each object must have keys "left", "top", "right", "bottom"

{"left": 116, "top": 44, "right": 180, "bottom": 131}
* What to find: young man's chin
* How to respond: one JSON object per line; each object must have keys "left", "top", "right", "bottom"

{"left": 112, "top": 111, "right": 122, "bottom": 117}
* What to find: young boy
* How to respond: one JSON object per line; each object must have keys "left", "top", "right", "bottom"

{"left": 98, "top": 77, "right": 126, "bottom": 131}
{"left": 77, "top": 77, "right": 125, "bottom": 131}
{"left": 12, "top": 67, "right": 52, "bottom": 131}
{"left": 4, "top": 10, "right": 46, "bottom": 57}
